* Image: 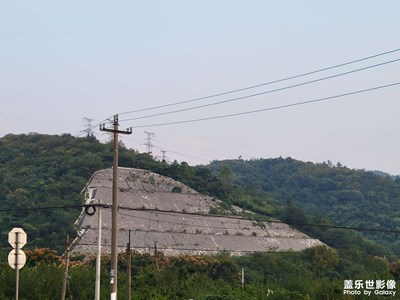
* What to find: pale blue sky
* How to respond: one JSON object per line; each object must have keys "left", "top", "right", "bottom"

{"left": 1, "top": 1, "right": 400, "bottom": 174}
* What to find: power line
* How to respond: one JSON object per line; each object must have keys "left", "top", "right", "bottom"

{"left": 149, "top": 135, "right": 233, "bottom": 163}
{"left": 152, "top": 145, "right": 212, "bottom": 163}
{"left": 4, "top": 243, "right": 396, "bottom": 256}
{"left": 117, "top": 206, "right": 400, "bottom": 234}
{"left": 2, "top": 203, "right": 399, "bottom": 234}
{"left": 118, "top": 211, "right": 277, "bottom": 231}
{"left": 4, "top": 50, "right": 400, "bottom": 169}
{"left": 0, "top": 243, "right": 309, "bottom": 254}
{"left": 0, "top": 204, "right": 88, "bottom": 212}
{"left": 119, "top": 211, "right": 366, "bottom": 238}
{"left": 128, "top": 81, "right": 400, "bottom": 128}
{"left": 4, "top": 51, "right": 400, "bottom": 170}
{"left": 120, "top": 58, "right": 400, "bottom": 123}
{"left": 118, "top": 48, "right": 400, "bottom": 116}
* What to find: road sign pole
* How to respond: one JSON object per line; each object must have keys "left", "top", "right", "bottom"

{"left": 15, "top": 232, "right": 19, "bottom": 300}
{"left": 8, "top": 227, "right": 27, "bottom": 300}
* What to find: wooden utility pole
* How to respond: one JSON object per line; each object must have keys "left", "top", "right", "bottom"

{"left": 100, "top": 115, "right": 132, "bottom": 300}
{"left": 61, "top": 236, "right": 70, "bottom": 300}
{"left": 126, "top": 230, "right": 131, "bottom": 300}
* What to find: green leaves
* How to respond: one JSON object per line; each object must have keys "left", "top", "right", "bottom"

{"left": 209, "top": 158, "right": 400, "bottom": 255}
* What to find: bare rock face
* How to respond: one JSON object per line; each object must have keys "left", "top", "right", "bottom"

{"left": 72, "top": 168, "right": 323, "bottom": 255}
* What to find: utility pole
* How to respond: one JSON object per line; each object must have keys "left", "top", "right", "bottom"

{"left": 61, "top": 236, "right": 70, "bottom": 300}
{"left": 100, "top": 114, "right": 132, "bottom": 300}
{"left": 126, "top": 230, "right": 131, "bottom": 300}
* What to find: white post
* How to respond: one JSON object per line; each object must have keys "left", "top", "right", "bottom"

{"left": 15, "top": 232, "right": 20, "bottom": 300}
{"left": 241, "top": 268, "right": 244, "bottom": 288}
{"left": 95, "top": 204, "right": 102, "bottom": 300}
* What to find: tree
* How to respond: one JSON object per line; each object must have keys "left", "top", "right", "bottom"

{"left": 304, "top": 246, "right": 339, "bottom": 276}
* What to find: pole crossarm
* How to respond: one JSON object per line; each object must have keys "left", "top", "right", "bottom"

{"left": 99, "top": 125, "right": 133, "bottom": 135}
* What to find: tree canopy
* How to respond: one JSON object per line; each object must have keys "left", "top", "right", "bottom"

{"left": 1, "top": 133, "right": 399, "bottom": 258}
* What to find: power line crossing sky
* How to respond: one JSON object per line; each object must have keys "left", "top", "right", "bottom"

{"left": 1, "top": 1, "right": 400, "bottom": 174}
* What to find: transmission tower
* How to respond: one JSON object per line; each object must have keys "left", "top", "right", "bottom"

{"left": 144, "top": 131, "right": 155, "bottom": 154}
{"left": 100, "top": 118, "right": 114, "bottom": 143}
{"left": 82, "top": 117, "right": 94, "bottom": 137}
{"left": 161, "top": 150, "right": 168, "bottom": 162}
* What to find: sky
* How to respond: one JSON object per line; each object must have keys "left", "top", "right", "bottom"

{"left": 1, "top": 1, "right": 400, "bottom": 174}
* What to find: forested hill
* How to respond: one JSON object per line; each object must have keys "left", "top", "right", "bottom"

{"left": 209, "top": 158, "right": 400, "bottom": 254}
{"left": 0, "top": 133, "right": 230, "bottom": 252}
{"left": 1, "top": 133, "right": 399, "bottom": 257}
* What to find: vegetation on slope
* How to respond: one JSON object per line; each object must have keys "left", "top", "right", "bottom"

{"left": 0, "top": 133, "right": 227, "bottom": 252}
{"left": 1, "top": 133, "right": 400, "bottom": 299}
{"left": 209, "top": 158, "right": 400, "bottom": 257}
{"left": 0, "top": 246, "right": 398, "bottom": 299}
{"left": 1, "top": 133, "right": 399, "bottom": 258}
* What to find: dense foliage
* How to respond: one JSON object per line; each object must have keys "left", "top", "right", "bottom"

{"left": 209, "top": 159, "right": 400, "bottom": 256}
{"left": 0, "top": 133, "right": 227, "bottom": 252}
{"left": 0, "top": 247, "right": 397, "bottom": 299}
{"left": 1, "top": 133, "right": 400, "bottom": 298}
{"left": 1, "top": 133, "right": 399, "bottom": 256}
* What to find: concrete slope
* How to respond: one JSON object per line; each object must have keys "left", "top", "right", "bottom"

{"left": 72, "top": 168, "right": 323, "bottom": 255}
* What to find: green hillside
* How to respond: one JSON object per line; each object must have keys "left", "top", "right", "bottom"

{"left": 1, "top": 133, "right": 400, "bottom": 299}
{"left": 0, "top": 133, "right": 227, "bottom": 253}
{"left": 209, "top": 158, "right": 400, "bottom": 255}
{"left": 1, "top": 133, "right": 399, "bottom": 258}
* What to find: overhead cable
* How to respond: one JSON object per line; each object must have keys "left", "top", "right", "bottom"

{"left": 2, "top": 204, "right": 399, "bottom": 234}
{"left": 117, "top": 206, "right": 400, "bottom": 234}
{"left": 120, "top": 58, "right": 400, "bottom": 123}
{"left": 118, "top": 48, "right": 400, "bottom": 116}
{"left": 128, "top": 82, "right": 400, "bottom": 128}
